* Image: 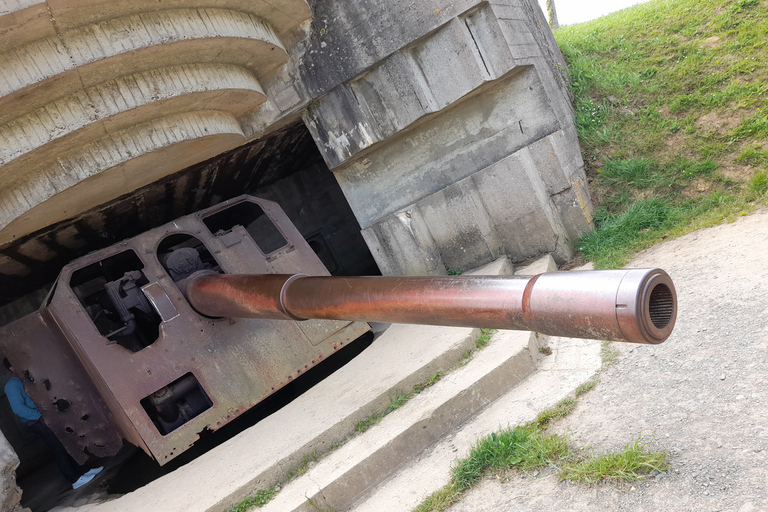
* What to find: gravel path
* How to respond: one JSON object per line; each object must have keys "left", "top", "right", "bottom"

{"left": 449, "top": 209, "right": 768, "bottom": 512}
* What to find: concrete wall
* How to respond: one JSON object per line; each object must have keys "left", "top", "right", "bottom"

{"left": 245, "top": 162, "right": 380, "bottom": 276}
{"left": 304, "top": 0, "right": 592, "bottom": 274}
{"left": 0, "top": 0, "right": 590, "bottom": 278}
{"left": 0, "top": 1, "right": 312, "bottom": 247}
{"left": 0, "top": 432, "right": 26, "bottom": 512}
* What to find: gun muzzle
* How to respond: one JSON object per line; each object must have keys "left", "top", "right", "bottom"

{"left": 184, "top": 268, "right": 676, "bottom": 344}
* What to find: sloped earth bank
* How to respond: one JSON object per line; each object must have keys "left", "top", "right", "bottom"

{"left": 450, "top": 209, "right": 768, "bottom": 512}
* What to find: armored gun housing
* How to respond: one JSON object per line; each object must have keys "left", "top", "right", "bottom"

{"left": 0, "top": 196, "right": 676, "bottom": 465}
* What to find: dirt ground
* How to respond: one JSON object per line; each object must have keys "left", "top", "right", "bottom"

{"left": 449, "top": 209, "right": 768, "bottom": 512}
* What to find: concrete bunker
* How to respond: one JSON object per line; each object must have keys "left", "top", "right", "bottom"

{"left": 0, "top": 0, "right": 595, "bottom": 509}
{"left": 0, "top": 124, "right": 381, "bottom": 511}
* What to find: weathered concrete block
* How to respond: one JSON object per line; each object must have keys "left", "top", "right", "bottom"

{"left": 463, "top": 4, "right": 517, "bottom": 79}
{"left": 324, "top": 28, "right": 592, "bottom": 273}
{"left": 515, "top": 0, "right": 568, "bottom": 72}
{"left": 0, "top": 427, "right": 25, "bottom": 512}
{"left": 304, "top": 85, "right": 382, "bottom": 168}
{"left": 306, "top": 14, "right": 506, "bottom": 168}
{"left": 494, "top": 0, "right": 572, "bottom": 117}
{"left": 415, "top": 178, "right": 500, "bottom": 272}
{"left": 471, "top": 145, "right": 572, "bottom": 263}
{"left": 409, "top": 19, "right": 487, "bottom": 109}
{"left": 351, "top": 51, "right": 433, "bottom": 139}
{"left": 361, "top": 209, "right": 446, "bottom": 276}
{"left": 359, "top": 125, "right": 586, "bottom": 275}
{"left": 298, "top": 0, "right": 480, "bottom": 97}
{"left": 494, "top": 18, "right": 539, "bottom": 49}
{"left": 335, "top": 66, "right": 560, "bottom": 229}
{"left": 468, "top": 256, "right": 515, "bottom": 276}
{"left": 527, "top": 127, "right": 593, "bottom": 242}
{"left": 514, "top": 253, "right": 558, "bottom": 275}
{"left": 543, "top": 127, "right": 585, "bottom": 181}
{"left": 550, "top": 172, "right": 594, "bottom": 242}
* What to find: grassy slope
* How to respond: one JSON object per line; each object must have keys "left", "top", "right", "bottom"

{"left": 555, "top": 0, "right": 768, "bottom": 268}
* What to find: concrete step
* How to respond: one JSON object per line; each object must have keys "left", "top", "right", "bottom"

{"left": 261, "top": 329, "right": 539, "bottom": 512}
{"left": 348, "top": 334, "right": 601, "bottom": 512}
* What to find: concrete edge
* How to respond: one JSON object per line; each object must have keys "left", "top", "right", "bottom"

{"left": 347, "top": 333, "right": 602, "bottom": 511}
{"left": 266, "top": 330, "right": 539, "bottom": 512}
{"left": 207, "top": 327, "right": 481, "bottom": 512}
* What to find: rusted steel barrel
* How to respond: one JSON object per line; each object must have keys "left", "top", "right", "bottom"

{"left": 184, "top": 269, "right": 677, "bottom": 344}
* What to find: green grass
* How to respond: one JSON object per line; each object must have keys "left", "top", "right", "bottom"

{"left": 556, "top": 0, "right": 768, "bottom": 267}
{"left": 224, "top": 453, "right": 318, "bottom": 511}
{"left": 577, "top": 192, "right": 744, "bottom": 268}
{"left": 453, "top": 427, "right": 569, "bottom": 487}
{"left": 225, "top": 486, "right": 280, "bottom": 512}
{"left": 413, "top": 426, "right": 569, "bottom": 512}
{"left": 561, "top": 439, "right": 669, "bottom": 484}
{"left": 531, "top": 397, "right": 577, "bottom": 429}
{"left": 413, "top": 371, "right": 444, "bottom": 393}
{"left": 575, "top": 377, "right": 599, "bottom": 397}
{"left": 600, "top": 341, "right": 620, "bottom": 369}
{"left": 749, "top": 170, "right": 768, "bottom": 193}
{"left": 730, "top": 112, "right": 768, "bottom": 143}
{"left": 355, "top": 391, "right": 414, "bottom": 433}
{"left": 474, "top": 328, "right": 497, "bottom": 349}
{"left": 737, "top": 144, "right": 768, "bottom": 166}
{"left": 286, "top": 452, "right": 318, "bottom": 480}
{"left": 412, "top": 401, "right": 667, "bottom": 512}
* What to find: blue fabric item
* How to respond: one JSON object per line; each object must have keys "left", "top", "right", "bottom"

{"left": 4, "top": 376, "right": 42, "bottom": 423}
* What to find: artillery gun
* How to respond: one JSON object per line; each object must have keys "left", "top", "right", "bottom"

{"left": 0, "top": 196, "right": 676, "bottom": 465}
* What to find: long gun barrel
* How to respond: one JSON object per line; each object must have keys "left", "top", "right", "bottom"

{"left": 0, "top": 197, "right": 678, "bottom": 468}
{"left": 184, "top": 268, "right": 676, "bottom": 344}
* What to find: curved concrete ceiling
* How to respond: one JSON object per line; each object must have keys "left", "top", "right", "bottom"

{"left": 0, "top": 111, "right": 249, "bottom": 245}
{"left": 0, "top": 1, "right": 310, "bottom": 249}
{"left": 0, "top": 121, "right": 322, "bottom": 306}
{"left": 0, "top": 0, "right": 311, "bottom": 49}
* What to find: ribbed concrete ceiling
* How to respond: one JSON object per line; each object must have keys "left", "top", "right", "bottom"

{"left": 0, "top": 121, "right": 323, "bottom": 308}
{"left": 0, "top": 0, "right": 311, "bottom": 249}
